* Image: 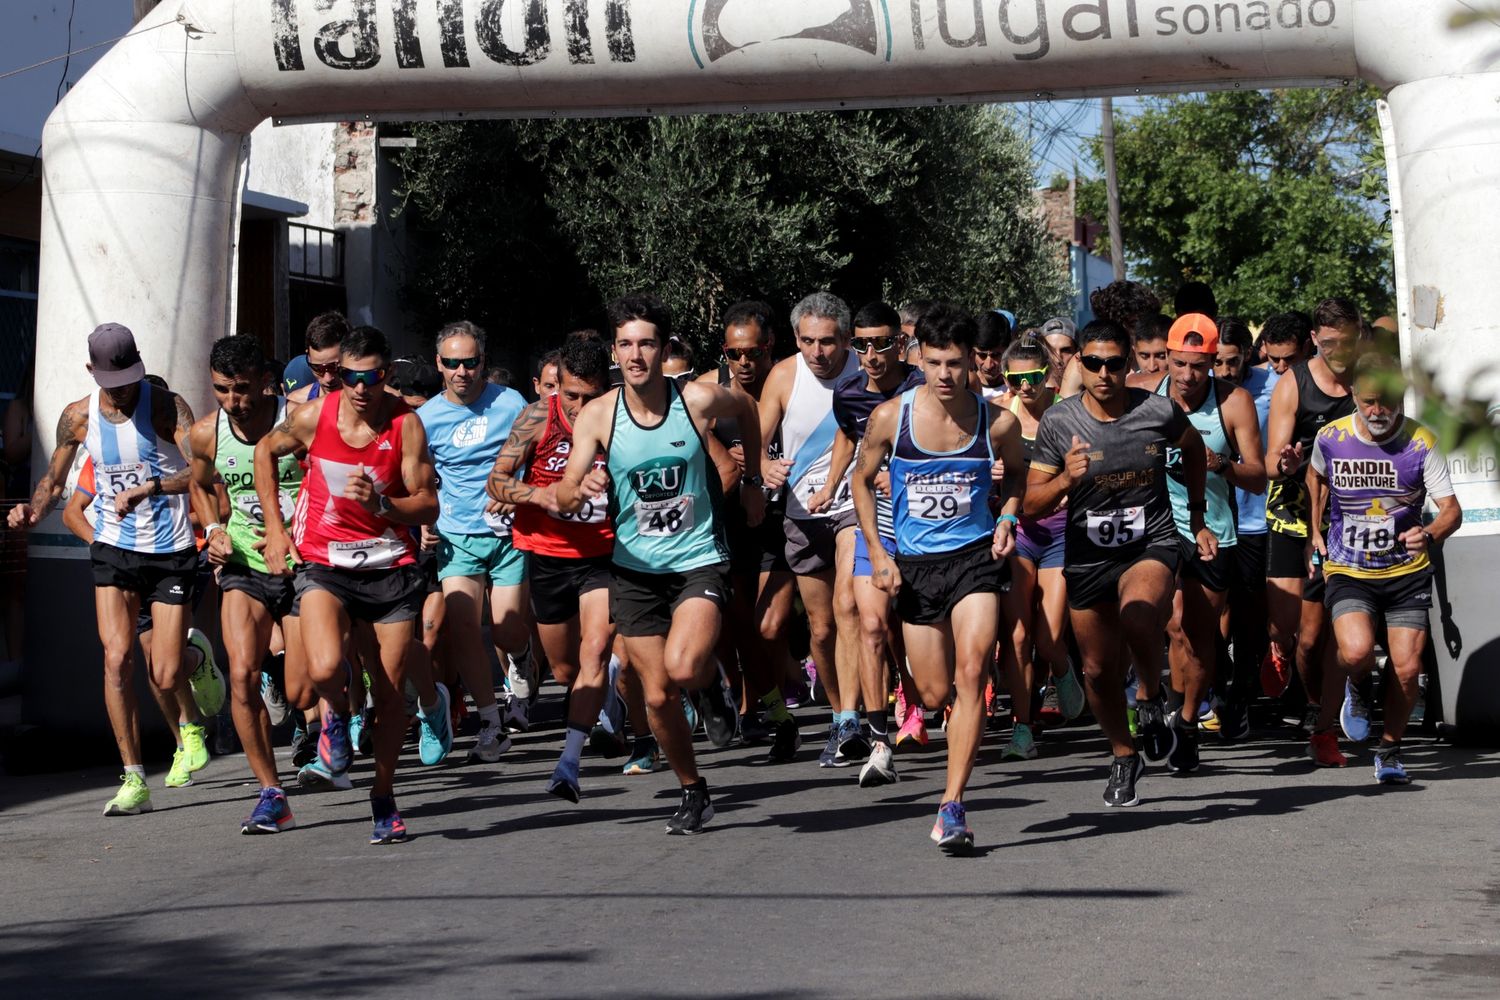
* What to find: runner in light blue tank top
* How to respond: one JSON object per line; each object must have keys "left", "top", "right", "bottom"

{"left": 606, "top": 380, "right": 727, "bottom": 574}
{"left": 1157, "top": 375, "right": 1238, "bottom": 548}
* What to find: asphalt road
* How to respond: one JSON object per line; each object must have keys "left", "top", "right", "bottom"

{"left": 3, "top": 702, "right": 1499, "bottom": 999}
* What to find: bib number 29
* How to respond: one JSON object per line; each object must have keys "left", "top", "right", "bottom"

{"left": 1086, "top": 507, "right": 1145, "bottom": 547}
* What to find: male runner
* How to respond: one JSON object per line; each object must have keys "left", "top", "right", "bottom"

{"left": 1026, "top": 319, "right": 1216, "bottom": 808}
{"left": 533, "top": 350, "right": 562, "bottom": 400}
{"left": 9, "top": 324, "right": 204, "bottom": 815}
{"left": 418, "top": 321, "right": 530, "bottom": 761}
{"left": 1132, "top": 314, "right": 1171, "bottom": 376}
{"left": 696, "top": 300, "right": 801, "bottom": 761}
{"left": 489, "top": 336, "right": 616, "bottom": 801}
{"left": 186, "top": 335, "right": 303, "bottom": 833}
{"left": 759, "top": 292, "right": 865, "bottom": 767}
{"left": 257, "top": 326, "right": 440, "bottom": 845}
{"left": 557, "top": 294, "right": 765, "bottom": 835}
{"left": 1146, "top": 314, "right": 1264, "bottom": 771}
{"left": 286, "top": 311, "right": 351, "bottom": 409}
{"left": 1264, "top": 299, "right": 1363, "bottom": 759}
{"left": 1307, "top": 352, "right": 1462, "bottom": 779}
{"left": 971, "top": 311, "right": 1012, "bottom": 400}
{"left": 854, "top": 303, "right": 1025, "bottom": 852}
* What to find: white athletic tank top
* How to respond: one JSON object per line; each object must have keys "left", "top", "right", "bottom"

{"left": 84, "top": 383, "right": 194, "bottom": 554}
{"left": 781, "top": 350, "right": 860, "bottom": 520}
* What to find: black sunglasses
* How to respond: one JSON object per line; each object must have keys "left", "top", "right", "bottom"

{"left": 851, "top": 336, "right": 899, "bottom": 355}
{"left": 1079, "top": 354, "right": 1129, "bottom": 374}
{"left": 340, "top": 366, "right": 388, "bottom": 388}
{"left": 440, "top": 356, "right": 482, "bottom": 371}
{"left": 723, "top": 346, "right": 769, "bottom": 362}
{"left": 308, "top": 361, "right": 341, "bottom": 376}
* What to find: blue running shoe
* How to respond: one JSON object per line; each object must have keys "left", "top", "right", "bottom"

{"left": 318, "top": 709, "right": 352, "bottom": 774}
{"left": 370, "top": 795, "right": 409, "bottom": 845}
{"left": 622, "top": 737, "right": 662, "bottom": 775}
{"left": 1374, "top": 745, "right": 1410, "bottom": 785}
{"left": 929, "top": 800, "right": 974, "bottom": 855}
{"left": 681, "top": 690, "right": 700, "bottom": 735}
{"left": 834, "top": 716, "right": 869, "bottom": 766}
{"left": 241, "top": 787, "right": 296, "bottom": 835}
{"left": 349, "top": 708, "right": 367, "bottom": 758}
{"left": 297, "top": 760, "right": 352, "bottom": 792}
{"left": 1341, "top": 678, "right": 1371, "bottom": 743}
{"left": 817, "top": 724, "right": 843, "bottom": 768}
{"left": 418, "top": 682, "right": 454, "bottom": 766}
{"left": 546, "top": 757, "right": 581, "bottom": 804}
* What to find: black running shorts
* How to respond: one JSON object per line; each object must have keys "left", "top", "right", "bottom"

{"left": 1326, "top": 569, "right": 1433, "bottom": 631}
{"left": 609, "top": 563, "right": 730, "bottom": 638}
{"left": 219, "top": 561, "right": 295, "bottom": 619}
{"left": 530, "top": 552, "right": 612, "bottom": 626}
{"left": 294, "top": 562, "right": 424, "bottom": 625}
{"left": 1066, "top": 544, "right": 1180, "bottom": 611}
{"left": 91, "top": 542, "right": 197, "bottom": 608}
{"left": 895, "top": 539, "right": 1009, "bottom": 626}
{"left": 1178, "top": 536, "right": 1231, "bottom": 593}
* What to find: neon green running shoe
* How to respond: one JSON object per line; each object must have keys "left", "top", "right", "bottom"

{"left": 103, "top": 773, "right": 153, "bottom": 816}
{"left": 181, "top": 721, "right": 209, "bottom": 773}
{"left": 187, "top": 628, "right": 226, "bottom": 717}
{"left": 164, "top": 747, "right": 194, "bottom": 788}
{"left": 1127, "top": 706, "right": 1140, "bottom": 738}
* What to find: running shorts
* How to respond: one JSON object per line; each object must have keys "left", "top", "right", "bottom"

{"left": 1326, "top": 568, "right": 1433, "bottom": 631}
{"left": 895, "top": 538, "right": 1008, "bottom": 626}
{"left": 1066, "top": 544, "right": 1180, "bottom": 611}
{"left": 530, "top": 552, "right": 612, "bottom": 626}
{"left": 294, "top": 562, "right": 424, "bottom": 625}
{"left": 609, "top": 563, "right": 730, "bottom": 638}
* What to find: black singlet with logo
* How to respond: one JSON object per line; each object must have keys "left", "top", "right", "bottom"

{"left": 1265, "top": 360, "right": 1355, "bottom": 537}
{"left": 1031, "top": 388, "right": 1190, "bottom": 564}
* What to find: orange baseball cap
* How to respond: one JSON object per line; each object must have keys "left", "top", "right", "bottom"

{"left": 1167, "top": 313, "right": 1220, "bottom": 354}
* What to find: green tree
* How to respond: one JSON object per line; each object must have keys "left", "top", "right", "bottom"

{"left": 394, "top": 107, "right": 1067, "bottom": 364}
{"left": 1078, "top": 88, "right": 1392, "bottom": 321}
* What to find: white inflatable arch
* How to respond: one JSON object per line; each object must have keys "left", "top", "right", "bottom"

{"left": 32, "top": 0, "right": 1500, "bottom": 733}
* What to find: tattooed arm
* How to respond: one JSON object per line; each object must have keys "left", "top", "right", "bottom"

{"left": 112, "top": 391, "right": 196, "bottom": 517}
{"left": 485, "top": 400, "right": 554, "bottom": 511}
{"left": 8, "top": 398, "right": 88, "bottom": 529}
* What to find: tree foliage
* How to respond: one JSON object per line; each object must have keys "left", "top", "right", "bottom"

{"left": 1078, "top": 88, "right": 1392, "bottom": 322}
{"left": 393, "top": 107, "right": 1067, "bottom": 364}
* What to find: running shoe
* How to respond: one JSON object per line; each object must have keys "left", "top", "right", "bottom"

{"left": 297, "top": 760, "right": 353, "bottom": 791}
{"left": 1126, "top": 706, "right": 1139, "bottom": 738}
{"left": 1038, "top": 685, "right": 1064, "bottom": 727}
{"left": 503, "top": 692, "right": 531, "bottom": 734}
{"left": 1197, "top": 709, "right": 1221, "bottom": 734}
{"left": 418, "top": 682, "right": 454, "bottom": 766}
{"left": 894, "top": 683, "right": 912, "bottom": 728}
{"left": 318, "top": 709, "right": 352, "bottom": 774}
{"left": 349, "top": 708, "right": 369, "bottom": 758}
{"left": 546, "top": 757, "right": 582, "bottom": 804}
{"left": 1002, "top": 721, "right": 1038, "bottom": 761}
{"left": 1373, "top": 744, "right": 1410, "bottom": 785}
{"left": 506, "top": 645, "right": 536, "bottom": 703}
{"left": 835, "top": 716, "right": 870, "bottom": 765}
{"left": 1167, "top": 714, "right": 1200, "bottom": 773}
{"left": 623, "top": 737, "right": 663, "bottom": 775}
{"left": 1260, "top": 643, "right": 1291, "bottom": 699}
{"left": 817, "top": 724, "right": 843, "bottom": 768}
{"left": 1301, "top": 703, "right": 1321, "bottom": 736}
{"left": 700, "top": 680, "right": 737, "bottom": 749}
{"left": 858, "top": 741, "right": 898, "bottom": 787}
{"left": 1056, "top": 667, "right": 1086, "bottom": 722}
{"left": 260, "top": 660, "right": 290, "bottom": 727}
{"left": 1137, "top": 694, "right": 1176, "bottom": 763}
{"left": 241, "top": 787, "right": 295, "bottom": 835}
{"left": 1340, "top": 677, "right": 1372, "bottom": 743}
{"left": 665, "top": 779, "right": 715, "bottom": 835}
{"left": 589, "top": 723, "right": 627, "bottom": 759}
{"left": 768, "top": 717, "right": 801, "bottom": 763}
{"left": 681, "top": 690, "right": 700, "bottom": 736}
{"left": 290, "top": 719, "right": 317, "bottom": 768}
{"left": 181, "top": 720, "right": 209, "bottom": 773}
{"left": 103, "top": 773, "right": 152, "bottom": 816}
{"left": 164, "top": 747, "right": 195, "bottom": 788}
{"left": 1217, "top": 700, "right": 1250, "bottom": 742}
{"left": 370, "top": 795, "right": 409, "bottom": 845}
{"left": 929, "top": 801, "right": 974, "bottom": 855}
{"left": 1306, "top": 730, "right": 1348, "bottom": 767}
{"left": 739, "top": 710, "right": 771, "bottom": 746}
{"left": 186, "top": 628, "right": 226, "bottom": 717}
{"left": 803, "top": 658, "right": 820, "bottom": 705}
{"left": 1102, "top": 753, "right": 1145, "bottom": 808}
{"left": 466, "top": 721, "right": 513, "bottom": 764}
{"left": 896, "top": 704, "right": 929, "bottom": 748}
{"left": 1410, "top": 675, "right": 1428, "bottom": 726}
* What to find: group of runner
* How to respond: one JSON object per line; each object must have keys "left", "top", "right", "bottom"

{"left": 14, "top": 281, "right": 1462, "bottom": 852}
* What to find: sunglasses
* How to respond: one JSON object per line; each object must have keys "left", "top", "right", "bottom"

{"left": 1004, "top": 367, "right": 1049, "bottom": 387}
{"left": 973, "top": 350, "right": 1004, "bottom": 362}
{"left": 340, "top": 366, "right": 388, "bottom": 388}
{"left": 308, "top": 361, "right": 341, "bottom": 376}
{"left": 851, "top": 336, "right": 899, "bottom": 355}
{"left": 722, "top": 346, "right": 769, "bottom": 362}
{"left": 1079, "top": 354, "right": 1129, "bottom": 374}
{"left": 440, "top": 356, "right": 482, "bottom": 371}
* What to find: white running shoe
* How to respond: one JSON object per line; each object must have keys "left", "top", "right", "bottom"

{"left": 467, "top": 722, "right": 513, "bottom": 764}
{"left": 858, "top": 741, "right": 898, "bottom": 787}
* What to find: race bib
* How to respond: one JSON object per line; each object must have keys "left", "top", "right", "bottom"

{"left": 98, "top": 461, "right": 148, "bottom": 496}
{"left": 327, "top": 536, "right": 406, "bottom": 570}
{"left": 1086, "top": 507, "right": 1145, "bottom": 547}
{"left": 1342, "top": 514, "right": 1397, "bottom": 554}
{"left": 235, "top": 490, "right": 296, "bottom": 525}
{"left": 796, "top": 475, "right": 850, "bottom": 511}
{"left": 636, "top": 495, "right": 695, "bottom": 538}
{"left": 911, "top": 483, "right": 971, "bottom": 521}
{"left": 550, "top": 494, "right": 608, "bottom": 525}
{"left": 484, "top": 507, "right": 515, "bottom": 538}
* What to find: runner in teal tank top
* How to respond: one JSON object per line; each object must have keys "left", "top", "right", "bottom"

{"left": 558, "top": 294, "right": 766, "bottom": 836}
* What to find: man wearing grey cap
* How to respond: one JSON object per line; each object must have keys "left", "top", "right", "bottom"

{"left": 9, "top": 323, "right": 205, "bottom": 817}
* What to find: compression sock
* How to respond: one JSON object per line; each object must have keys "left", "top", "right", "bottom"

{"left": 124, "top": 764, "right": 145, "bottom": 777}
{"left": 561, "top": 724, "right": 588, "bottom": 768}
{"left": 761, "top": 688, "right": 791, "bottom": 724}
{"left": 478, "top": 703, "right": 503, "bottom": 729}
{"left": 867, "top": 710, "right": 890, "bottom": 746}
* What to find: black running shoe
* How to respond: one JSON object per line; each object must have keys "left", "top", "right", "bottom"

{"left": 739, "top": 711, "right": 771, "bottom": 745}
{"left": 768, "top": 717, "right": 801, "bottom": 763}
{"left": 1103, "top": 753, "right": 1146, "bottom": 808}
{"left": 700, "top": 682, "right": 737, "bottom": 749}
{"left": 290, "top": 721, "right": 318, "bottom": 768}
{"left": 665, "top": 779, "right": 715, "bottom": 835}
{"left": 1137, "top": 694, "right": 1177, "bottom": 762}
{"left": 835, "top": 718, "right": 870, "bottom": 765}
{"left": 1217, "top": 700, "right": 1250, "bottom": 742}
{"left": 1167, "top": 714, "right": 1200, "bottom": 773}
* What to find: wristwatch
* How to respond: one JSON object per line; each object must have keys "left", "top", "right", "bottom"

{"left": 376, "top": 495, "right": 394, "bottom": 517}
{"left": 148, "top": 475, "right": 162, "bottom": 496}
{"left": 741, "top": 474, "right": 765, "bottom": 490}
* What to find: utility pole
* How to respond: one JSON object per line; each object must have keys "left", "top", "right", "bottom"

{"left": 1101, "top": 97, "right": 1125, "bottom": 281}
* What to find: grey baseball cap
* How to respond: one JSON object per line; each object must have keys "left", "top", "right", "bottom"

{"left": 1040, "top": 316, "right": 1077, "bottom": 340}
{"left": 87, "top": 323, "right": 146, "bottom": 389}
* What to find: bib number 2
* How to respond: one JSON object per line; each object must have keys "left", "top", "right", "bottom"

{"left": 1086, "top": 507, "right": 1145, "bottom": 547}
{"left": 328, "top": 537, "right": 405, "bottom": 570}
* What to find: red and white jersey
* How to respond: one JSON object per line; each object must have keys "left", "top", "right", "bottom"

{"left": 293, "top": 392, "right": 418, "bottom": 571}
{"left": 511, "top": 393, "right": 614, "bottom": 559}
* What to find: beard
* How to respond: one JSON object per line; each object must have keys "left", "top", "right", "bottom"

{"left": 1365, "top": 410, "right": 1401, "bottom": 437}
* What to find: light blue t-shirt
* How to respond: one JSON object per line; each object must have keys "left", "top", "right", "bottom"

{"left": 1237, "top": 366, "right": 1279, "bottom": 536}
{"left": 418, "top": 383, "right": 527, "bottom": 537}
